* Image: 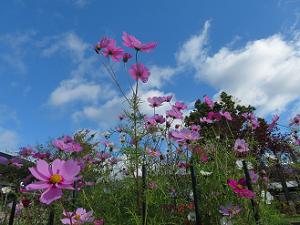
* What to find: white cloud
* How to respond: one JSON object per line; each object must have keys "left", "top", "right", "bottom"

{"left": 49, "top": 77, "right": 115, "bottom": 106}
{"left": 0, "top": 31, "right": 35, "bottom": 74}
{"left": 146, "top": 65, "right": 177, "bottom": 89}
{"left": 0, "top": 128, "right": 19, "bottom": 151}
{"left": 176, "top": 21, "right": 300, "bottom": 115}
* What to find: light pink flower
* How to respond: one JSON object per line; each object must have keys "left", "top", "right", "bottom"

{"left": 173, "top": 101, "right": 187, "bottom": 111}
{"left": 234, "top": 139, "right": 249, "bottom": 154}
{"left": 268, "top": 114, "right": 279, "bottom": 132}
{"left": 170, "top": 128, "right": 200, "bottom": 144}
{"left": 147, "top": 96, "right": 165, "bottom": 108}
{"left": 122, "top": 32, "right": 157, "bottom": 52}
{"left": 52, "top": 136, "right": 82, "bottom": 153}
{"left": 203, "top": 96, "right": 214, "bottom": 109}
{"left": 61, "top": 208, "right": 94, "bottom": 225}
{"left": 26, "top": 159, "right": 80, "bottom": 204}
{"left": 220, "top": 110, "right": 233, "bottom": 121}
{"left": 128, "top": 63, "right": 150, "bottom": 83}
{"left": 166, "top": 108, "right": 183, "bottom": 119}
{"left": 147, "top": 149, "right": 161, "bottom": 157}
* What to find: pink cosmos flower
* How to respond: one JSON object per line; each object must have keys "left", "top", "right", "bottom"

{"left": 53, "top": 136, "right": 82, "bottom": 153}
{"left": 295, "top": 139, "right": 300, "bottom": 146}
{"left": 147, "top": 149, "right": 161, "bottom": 157}
{"left": 170, "top": 128, "right": 200, "bottom": 144}
{"left": 122, "top": 52, "right": 132, "bottom": 63}
{"left": 61, "top": 208, "right": 94, "bottom": 225}
{"left": 19, "top": 146, "right": 33, "bottom": 157}
{"left": 249, "top": 170, "right": 259, "bottom": 183}
{"left": 95, "top": 37, "right": 114, "bottom": 54}
{"left": 153, "top": 114, "right": 165, "bottom": 124}
{"left": 102, "top": 42, "right": 124, "bottom": 62}
{"left": 220, "top": 110, "right": 233, "bottom": 121}
{"left": 173, "top": 101, "right": 187, "bottom": 111}
{"left": 227, "top": 178, "right": 255, "bottom": 199}
{"left": 94, "top": 219, "right": 105, "bottom": 225}
{"left": 0, "top": 156, "right": 23, "bottom": 168}
{"left": 26, "top": 159, "right": 80, "bottom": 204}
{"left": 147, "top": 96, "right": 165, "bottom": 108}
{"left": 234, "top": 139, "right": 249, "bottom": 154}
{"left": 242, "top": 112, "right": 260, "bottom": 130}
{"left": 199, "top": 116, "right": 213, "bottom": 124}
{"left": 128, "top": 63, "right": 150, "bottom": 83}
{"left": 32, "top": 152, "right": 51, "bottom": 160}
{"left": 219, "top": 203, "right": 242, "bottom": 218}
{"left": 166, "top": 108, "right": 183, "bottom": 119}
{"left": 163, "top": 95, "right": 173, "bottom": 102}
{"left": 290, "top": 114, "right": 300, "bottom": 126}
{"left": 190, "top": 125, "right": 201, "bottom": 132}
{"left": 268, "top": 114, "right": 279, "bottom": 132}
{"left": 203, "top": 96, "right": 214, "bottom": 109}
{"left": 122, "top": 32, "right": 157, "bottom": 52}
{"left": 148, "top": 182, "right": 158, "bottom": 190}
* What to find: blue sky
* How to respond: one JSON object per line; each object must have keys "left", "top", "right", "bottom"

{"left": 1, "top": 0, "right": 300, "bottom": 152}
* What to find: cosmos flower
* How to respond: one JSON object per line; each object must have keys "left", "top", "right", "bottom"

{"left": 233, "top": 139, "right": 249, "bottom": 154}
{"left": 204, "top": 95, "right": 214, "bottom": 109}
{"left": 94, "top": 37, "right": 114, "bottom": 54}
{"left": 219, "top": 203, "right": 242, "bottom": 218}
{"left": 147, "top": 96, "right": 165, "bottom": 108}
{"left": 26, "top": 159, "right": 81, "bottom": 204}
{"left": 170, "top": 128, "right": 200, "bottom": 144}
{"left": 52, "top": 136, "right": 82, "bottom": 153}
{"left": 61, "top": 208, "right": 94, "bottom": 225}
{"left": 122, "top": 52, "right": 132, "bottom": 63}
{"left": 102, "top": 42, "right": 124, "bottom": 62}
{"left": 267, "top": 114, "right": 279, "bottom": 132}
{"left": 122, "top": 32, "right": 157, "bottom": 52}
{"left": 220, "top": 110, "right": 233, "bottom": 121}
{"left": 227, "top": 178, "right": 255, "bottom": 199}
{"left": 128, "top": 63, "right": 150, "bottom": 83}
{"left": 166, "top": 108, "right": 183, "bottom": 119}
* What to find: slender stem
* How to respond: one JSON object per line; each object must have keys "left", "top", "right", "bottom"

{"left": 189, "top": 157, "right": 201, "bottom": 225}
{"left": 8, "top": 195, "right": 16, "bottom": 225}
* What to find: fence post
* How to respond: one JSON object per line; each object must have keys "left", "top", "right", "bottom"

{"left": 242, "top": 160, "right": 260, "bottom": 224}
{"left": 8, "top": 195, "right": 17, "bottom": 225}
{"left": 48, "top": 208, "right": 55, "bottom": 225}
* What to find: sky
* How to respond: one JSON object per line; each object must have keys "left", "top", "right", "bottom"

{"left": 1, "top": 0, "right": 300, "bottom": 152}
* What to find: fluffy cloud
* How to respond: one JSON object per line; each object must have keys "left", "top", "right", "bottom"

{"left": 49, "top": 78, "right": 105, "bottom": 106}
{"left": 0, "top": 128, "right": 19, "bottom": 151}
{"left": 176, "top": 21, "right": 300, "bottom": 115}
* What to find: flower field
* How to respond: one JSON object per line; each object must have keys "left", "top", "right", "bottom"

{"left": 0, "top": 32, "right": 299, "bottom": 225}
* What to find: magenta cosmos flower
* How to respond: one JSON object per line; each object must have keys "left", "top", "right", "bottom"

{"left": 219, "top": 203, "right": 242, "bottom": 218}
{"left": 122, "top": 52, "right": 132, "bottom": 63}
{"left": 52, "top": 135, "right": 82, "bottom": 153}
{"left": 234, "top": 138, "right": 249, "bottom": 154}
{"left": 26, "top": 159, "right": 80, "bottom": 204}
{"left": 102, "top": 42, "right": 124, "bottom": 62}
{"left": 227, "top": 178, "right": 255, "bottom": 199}
{"left": 128, "top": 63, "right": 150, "bottom": 83}
{"left": 61, "top": 208, "right": 94, "bottom": 225}
{"left": 94, "top": 37, "right": 114, "bottom": 54}
{"left": 122, "top": 32, "right": 157, "bottom": 52}
{"left": 220, "top": 110, "right": 233, "bottom": 121}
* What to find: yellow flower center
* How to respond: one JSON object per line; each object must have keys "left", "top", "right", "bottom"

{"left": 74, "top": 214, "right": 81, "bottom": 220}
{"left": 236, "top": 184, "right": 244, "bottom": 189}
{"left": 49, "top": 174, "right": 62, "bottom": 183}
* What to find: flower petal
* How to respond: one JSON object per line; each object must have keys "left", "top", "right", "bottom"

{"left": 40, "top": 187, "right": 62, "bottom": 205}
